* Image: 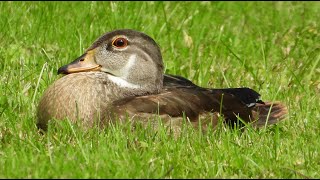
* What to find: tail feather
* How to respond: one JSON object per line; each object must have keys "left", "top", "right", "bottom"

{"left": 252, "top": 101, "right": 288, "bottom": 128}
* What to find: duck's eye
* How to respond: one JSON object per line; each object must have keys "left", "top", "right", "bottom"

{"left": 112, "top": 37, "right": 128, "bottom": 48}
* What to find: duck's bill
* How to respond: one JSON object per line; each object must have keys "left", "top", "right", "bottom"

{"left": 58, "top": 50, "right": 101, "bottom": 74}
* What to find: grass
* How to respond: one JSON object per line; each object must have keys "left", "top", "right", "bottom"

{"left": 0, "top": 1, "right": 319, "bottom": 178}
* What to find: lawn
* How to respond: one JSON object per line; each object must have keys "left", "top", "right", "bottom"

{"left": 0, "top": 1, "right": 319, "bottom": 178}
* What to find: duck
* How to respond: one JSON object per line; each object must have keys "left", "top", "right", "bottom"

{"left": 37, "top": 29, "right": 288, "bottom": 133}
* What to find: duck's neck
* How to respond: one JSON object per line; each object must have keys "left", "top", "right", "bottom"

{"left": 106, "top": 73, "right": 163, "bottom": 96}
{"left": 78, "top": 72, "right": 161, "bottom": 101}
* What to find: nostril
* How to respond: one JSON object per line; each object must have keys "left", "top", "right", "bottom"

{"left": 79, "top": 58, "right": 84, "bottom": 62}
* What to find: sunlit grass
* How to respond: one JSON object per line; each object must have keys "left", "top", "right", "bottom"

{"left": 0, "top": 1, "right": 319, "bottom": 178}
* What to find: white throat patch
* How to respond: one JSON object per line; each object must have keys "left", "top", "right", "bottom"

{"left": 121, "top": 54, "right": 136, "bottom": 78}
{"left": 107, "top": 75, "right": 140, "bottom": 89}
{"left": 106, "top": 54, "right": 140, "bottom": 89}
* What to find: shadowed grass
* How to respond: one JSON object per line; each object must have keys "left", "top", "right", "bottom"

{"left": 0, "top": 1, "right": 319, "bottom": 178}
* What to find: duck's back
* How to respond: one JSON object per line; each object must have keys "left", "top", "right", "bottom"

{"left": 110, "top": 74, "right": 287, "bottom": 131}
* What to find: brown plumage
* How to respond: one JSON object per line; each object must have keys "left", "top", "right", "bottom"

{"left": 37, "top": 29, "right": 288, "bottom": 132}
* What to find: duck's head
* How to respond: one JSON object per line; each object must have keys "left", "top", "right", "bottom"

{"left": 58, "top": 29, "right": 164, "bottom": 92}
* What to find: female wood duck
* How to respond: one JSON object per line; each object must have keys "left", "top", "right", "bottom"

{"left": 37, "top": 29, "right": 288, "bottom": 132}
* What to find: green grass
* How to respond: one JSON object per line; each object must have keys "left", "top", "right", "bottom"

{"left": 0, "top": 1, "right": 320, "bottom": 178}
